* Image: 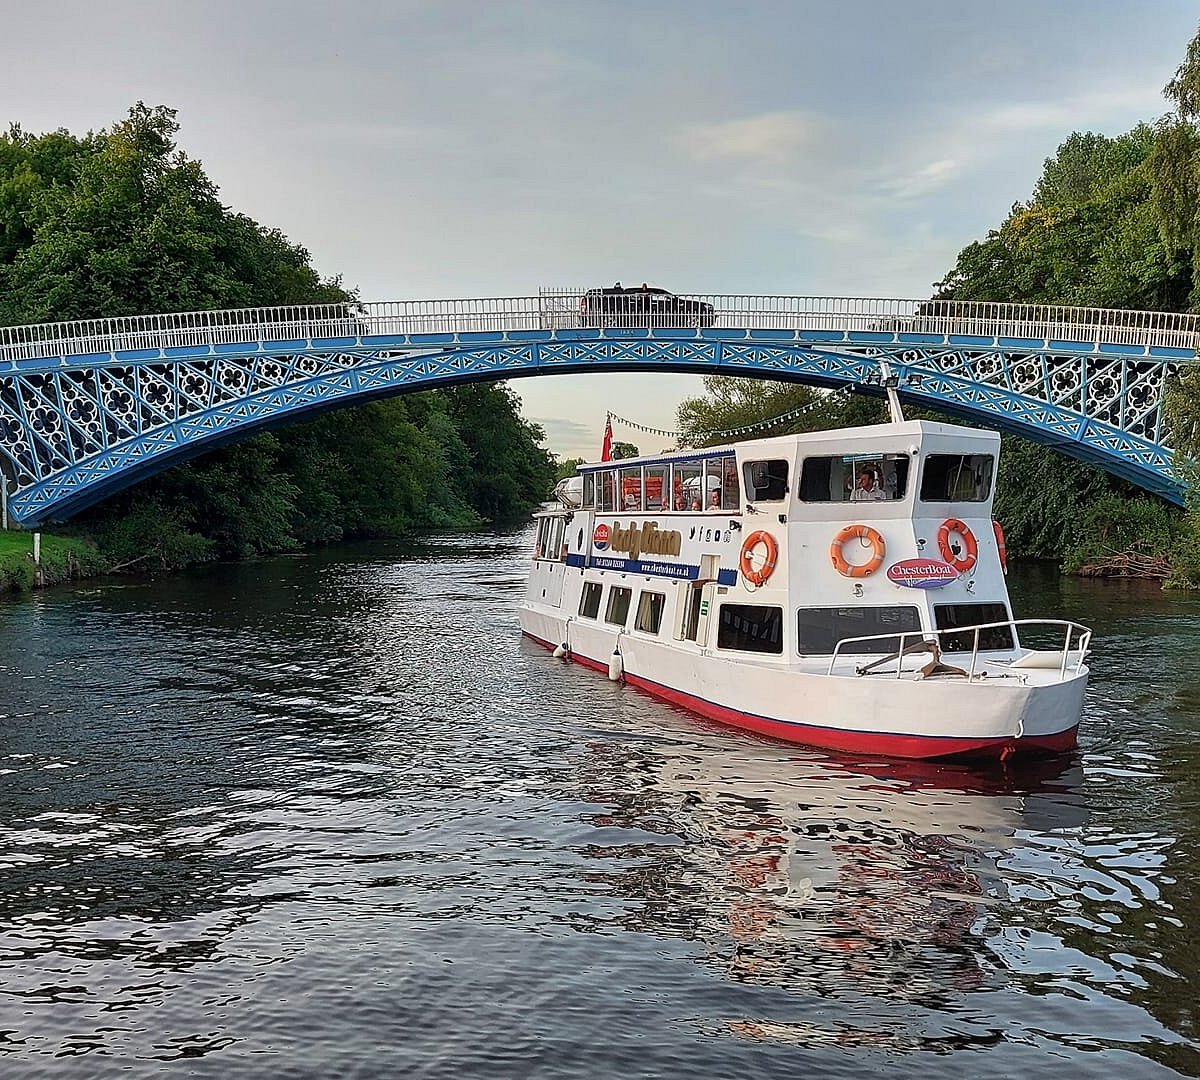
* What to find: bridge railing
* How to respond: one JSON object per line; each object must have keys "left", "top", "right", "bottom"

{"left": 2, "top": 293, "right": 1198, "bottom": 363}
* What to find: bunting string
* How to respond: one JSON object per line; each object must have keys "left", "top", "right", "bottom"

{"left": 606, "top": 398, "right": 825, "bottom": 442}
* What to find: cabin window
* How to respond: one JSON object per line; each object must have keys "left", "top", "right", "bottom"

{"left": 598, "top": 471, "right": 618, "bottom": 513}
{"left": 606, "top": 586, "right": 633, "bottom": 627}
{"left": 619, "top": 467, "right": 644, "bottom": 511}
{"left": 744, "top": 459, "right": 789, "bottom": 502}
{"left": 579, "top": 582, "right": 603, "bottom": 619}
{"left": 583, "top": 473, "right": 596, "bottom": 509}
{"left": 796, "top": 606, "right": 921, "bottom": 654}
{"left": 920, "top": 454, "right": 994, "bottom": 502}
{"left": 643, "top": 465, "right": 668, "bottom": 511}
{"left": 704, "top": 455, "right": 739, "bottom": 510}
{"left": 933, "top": 603, "right": 1013, "bottom": 650}
{"left": 672, "top": 462, "right": 704, "bottom": 511}
{"left": 799, "top": 454, "right": 910, "bottom": 502}
{"left": 717, "top": 604, "right": 784, "bottom": 654}
{"left": 545, "top": 516, "right": 565, "bottom": 561}
{"left": 636, "top": 591, "right": 666, "bottom": 634}
{"left": 535, "top": 518, "right": 552, "bottom": 561}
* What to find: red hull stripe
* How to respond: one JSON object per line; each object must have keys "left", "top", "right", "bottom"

{"left": 523, "top": 632, "right": 1076, "bottom": 761}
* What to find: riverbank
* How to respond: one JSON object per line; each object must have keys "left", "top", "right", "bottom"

{"left": 0, "top": 529, "right": 108, "bottom": 592}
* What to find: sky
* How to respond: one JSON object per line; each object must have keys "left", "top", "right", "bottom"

{"left": 2, "top": 0, "right": 1198, "bottom": 460}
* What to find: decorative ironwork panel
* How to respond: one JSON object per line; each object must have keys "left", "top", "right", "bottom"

{"left": 0, "top": 306, "right": 1194, "bottom": 523}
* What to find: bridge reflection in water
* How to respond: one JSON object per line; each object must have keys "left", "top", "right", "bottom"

{"left": 0, "top": 292, "right": 1195, "bottom": 524}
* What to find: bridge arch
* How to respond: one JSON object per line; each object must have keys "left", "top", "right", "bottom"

{"left": 0, "top": 294, "right": 1194, "bottom": 524}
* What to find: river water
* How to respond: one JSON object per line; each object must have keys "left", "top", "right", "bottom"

{"left": 1, "top": 532, "right": 1199, "bottom": 1078}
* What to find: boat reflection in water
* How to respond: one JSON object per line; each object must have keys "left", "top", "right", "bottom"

{"left": 578, "top": 724, "right": 1087, "bottom": 1048}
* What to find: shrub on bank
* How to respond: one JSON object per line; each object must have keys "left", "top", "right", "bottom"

{"left": 0, "top": 530, "right": 107, "bottom": 592}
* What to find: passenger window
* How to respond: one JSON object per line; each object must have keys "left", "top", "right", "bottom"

{"left": 619, "top": 467, "right": 643, "bottom": 511}
{"left": 598, "top": 471, "right": 618, "bottom": 513}
{"left": 579, "top": 582, "right": 603, "bottom": 619}
{"left": 636, "top": 591, "right": 666, "bottom": 634}
{"left": 744, "top": 459, "right": 789, "bottom": 501}
{"left": 920, "top": 454, "right": 994, "bottom": 502}
{"left": 704, "top": 454, "right": 738, "bottom": 510}
{"left": 717, "top": 604, "right": 784, "bottom": 654}
{"left": 643, "top": 465, "right": 668, "bottom": 510}
{"left": 796, "top": 606, "right": 921, "bottom": 654}
{"left": 606, "top": 586, "right": 633, "bottom": 627}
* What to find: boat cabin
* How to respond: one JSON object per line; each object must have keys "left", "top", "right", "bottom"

{"left": 529, "top": 420, "right": 1012, "bottom": 661}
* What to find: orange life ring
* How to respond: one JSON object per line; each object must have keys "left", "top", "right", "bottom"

{"left": 992, "top": 519, "right": 1007, "bottom": 575}
{"left": 739, "top": 530, "right": 779, "bottom": 586}
{"left": 937, "top": 517, "right": 978, "bottom": 573}
{"left": 830, "top": 524, "right": 886, "bottom": 578}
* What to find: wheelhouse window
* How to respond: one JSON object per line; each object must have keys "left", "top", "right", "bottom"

{"left": 744, "top": 458, "right": 789, "bottom": 502}
{"left": 606, "top": 586, "right": 633, "bottom": 627}
{"left": 799, "top": 454, "right": 910, "bottom": 503}
{"left": 582, "top": 472, "right": 596, "bottom": 509}
{"left": 933, "top": 603, "right": 1013, "bottom": 650}
{"left": 797, "top": 606, "right": 922, "bottom": 654}
{"left": 636, "top": 591, "right": 666, "bottom": 634}
{"left": 920, "top": 454, "right": 994, "bottom": 502}
{"left": 579, "top": 581, "right": 602, "bottom": 619}
{"left": 717, "top": 604, "right": 784, "bottom": 654}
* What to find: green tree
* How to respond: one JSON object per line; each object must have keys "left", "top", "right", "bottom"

{"left": 555, "top": 456, "right": 587, "bottom": 482}
{"left": 675, "top": 375, "right": 885, "bottom": 448}
{"left": 2, "top": 105, "right": 556, "bottom": 566}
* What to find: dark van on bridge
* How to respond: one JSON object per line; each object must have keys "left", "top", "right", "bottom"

{"left": 579, "top": 285, "right": 716, "bottom": 328}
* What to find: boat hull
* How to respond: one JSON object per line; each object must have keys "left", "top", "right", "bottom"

{"left": 522, "top": 628, "right": 1083, "bottom": 762}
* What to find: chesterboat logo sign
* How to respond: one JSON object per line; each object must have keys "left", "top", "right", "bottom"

{"left": 887, "top": 559, "right": 958, "bottom": 589}
{"left": 598, "top": 521, "right": 682, "bottom": 560}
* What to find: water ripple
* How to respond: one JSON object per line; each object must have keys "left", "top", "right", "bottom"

{"left": 0, "top": 541, "right": 1199, "bottom": 1077}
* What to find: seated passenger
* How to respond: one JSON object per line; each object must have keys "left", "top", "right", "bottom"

{"left": 708, "top": 490, "right": 722, "bottom": 509}
{"left": 690, "top": 498, "right": 702, "bottom": 511}
{"left": 850, "top": 468, "right": 886, "bottom": 502}
{"left": 674, "top": 494, "right": 688, "bottom": 511}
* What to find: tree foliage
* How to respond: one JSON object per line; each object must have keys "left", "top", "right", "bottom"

{"left": 0, "top": 105, "right": 555, "bottom": 566}
{"left": 675, "top": 376, "right": 885, "bottom": 448}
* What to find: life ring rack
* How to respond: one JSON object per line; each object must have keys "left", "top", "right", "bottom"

{"left": 937, "top": 518, "right": 978, "bottom": 573}
{"left": 830, "top": 524, "right": 886, "bottom": 578}
{"left": 739, "top": 530, "right": 779, "bottom": 587}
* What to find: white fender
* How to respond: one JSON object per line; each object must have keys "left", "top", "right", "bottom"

{"left": 607, "top": 648, "right": 623, "bottom": 681}
{"left": 553, "top": 642, "right": 568, "bottom": 659}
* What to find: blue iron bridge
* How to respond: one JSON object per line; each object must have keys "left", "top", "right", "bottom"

{"left": 0, "top": 290, "right": 1196, "bottom": 525}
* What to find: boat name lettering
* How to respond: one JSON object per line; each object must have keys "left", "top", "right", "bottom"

{"left": 886, "top": 559, "right": 958, "bottom": 589}
{"left": 603, "top": 521, "right": 682, "bottom": 560}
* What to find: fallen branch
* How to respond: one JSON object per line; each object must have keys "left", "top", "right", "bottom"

{"left": 106, "top": 552, "right": 156, "bottom": 574}
{"left": 1078, "top": 549, "right": 1171, "bottom": 579}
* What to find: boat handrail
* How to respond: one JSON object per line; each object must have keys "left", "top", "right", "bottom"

{"left": 826, "top": 619, "right": 1093, "bottom": 680}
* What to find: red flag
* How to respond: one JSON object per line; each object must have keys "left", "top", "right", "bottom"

{"left": 600, "top": 415, "right": 613, "bottom": 461}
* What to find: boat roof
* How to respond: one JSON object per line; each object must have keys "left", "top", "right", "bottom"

{"left": 577, "top": 419, "right": 999, "bottom": 472}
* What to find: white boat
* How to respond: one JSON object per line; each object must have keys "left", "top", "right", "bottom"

{"left": 519, "top": 418, "right": 1091, "bottom": 761}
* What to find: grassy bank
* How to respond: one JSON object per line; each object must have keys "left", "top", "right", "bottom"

{"left": 0, "top": 530, "right": 108, "bottom": 592}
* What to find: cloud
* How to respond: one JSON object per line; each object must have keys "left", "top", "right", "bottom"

{"left": 879, "top": 158, "right": 962, "bottom": 200}
{"left": 676, "top": 110, "right": 830, "bottom": 165}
